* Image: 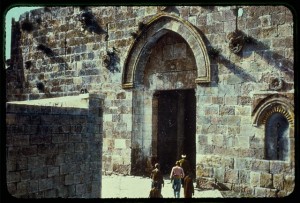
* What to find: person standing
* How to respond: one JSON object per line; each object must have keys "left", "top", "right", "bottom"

{"left": 183, "top": 173, "right": 194, "bottom": 198}
{"left": 149, "top": 187, "right": 161, "bottom": 198}
{"left": 178, "top": 154, "right": 191, "bottom": 187}
{"left": 150, "top": 163, "right": 164, "bottom": 195}
{"left": 170, "top": 161, "right": 185, "bottom": 198}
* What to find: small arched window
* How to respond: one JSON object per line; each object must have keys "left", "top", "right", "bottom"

{"left": 265, "top": 112, "right": 289, "bottom": 161}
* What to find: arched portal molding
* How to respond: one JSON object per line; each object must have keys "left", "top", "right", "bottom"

{"left": 122, "top": 13, "right": 211, "bottom": 89}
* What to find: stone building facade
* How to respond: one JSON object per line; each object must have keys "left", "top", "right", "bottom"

{"left": 6, "top": 5, "right": 294, "bottom": 197}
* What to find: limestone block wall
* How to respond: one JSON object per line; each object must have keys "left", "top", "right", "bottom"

{"left": 194, "top": 6, "right": 294, "bottom": 197}
{"left": 6, "top": 94, "right": 103, "bottom": 198}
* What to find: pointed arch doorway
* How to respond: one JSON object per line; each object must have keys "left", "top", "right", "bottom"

{"left": 153, "top": 89, "right": 196, "bottom": 176}
{"left": 122, "top": 13, "right": 211, "bottom": 176}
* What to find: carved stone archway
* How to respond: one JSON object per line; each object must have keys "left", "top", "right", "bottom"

{"left": 252, "top": 94, "right": 294, "bottom": 127}
{"left": 122, "top": 13, "right": 211, "bottom": 89}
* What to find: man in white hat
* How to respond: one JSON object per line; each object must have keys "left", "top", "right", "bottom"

{"left": 178, "top": 154, "right": 191, "bottom": 187}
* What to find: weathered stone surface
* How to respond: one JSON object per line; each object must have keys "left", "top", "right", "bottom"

{"left": 273, "top": 173, "right": 284, "bottom": 190}
{"left": 6, "top": 5, "right": 294, "bottom": 198}
{"left": 224, "top": 169, "right": 239, "bottom": 184}
{"left": 284, "top": 175, "right": 295, "bottom": 194}
{"left": 6, "top": 95, "right": 103, "bottom": 198}
{"left": 260, "top": 172, "right": 272, "bottom": 188}
{"left": 250, "top": 171, "right": 260, "bottom": 187}
{"left": 251, "top": 160, "right": 270, "bottom": 172}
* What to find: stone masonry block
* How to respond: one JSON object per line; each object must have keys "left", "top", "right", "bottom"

{"left": 224, "top": 169, "right": 239, "bottom": 184}
{"left": 28, "top": 157, "right": 45, "bottom": 170}
{"left": 20, "top": 170, "right": 30, "bottom": 181}
{"left": 64, "top": 153, "right": 76, "bottom": 164}
{"left": 224, "top": 96, "right": 237, "bottom": 105}
{"left": 7, "top": 172, "right": 20, "bottom": 183}
{"left": 269, "top": 161, "right": 285, "bottom": 174}
{"left": 65, "top": 174, "right": 74, "bottom": 185}
{"left": 30, "top": 167, "right": 48, "bottom": 179}
{"left": 75, "top": 143, "right": 87, "bottom": 152}
{"left": 239, "top": 170, "right": 250, "bottom": 184}
{"left": 220, "top": 106, "right": 235, "bottom": 115}
{"left": 222, "top": 116, "right": 241, "bottom": 125}
{"left": 16, "top": 181, "right": 29, "bottom": 195}
{"left": 38, "top": 144, "right": 59, "bottom": 155}
{"left": 284, "top": 175, "right": 295, "bottom": 194}
{"left": 60, "top": 163, "right": 78, "bottom": 175}
{"left": 68, "top": 133, "right": 82, "bottom": 142}
{"left": 7, "top": 134, "right": 29, "bottom": 147}
{"left": 250, "top": 171, "right": 260, "bottom": 187}
{"left": 6, "top": 159, "right": 17, "bottom": 172}
{"left": 7, "top": 183, "right": 17, "bottom": 194}
{"left": 30, "top": 133, "right": 51, "bottom": 145}
{"left": 260, "top": 172, "right": 272, "bottom": 188}
{"left": 273, "top": 174, "right": 284, "bottom": 190}
{"left": 235, "top": 136, "right": 250, "bottom": 149}
{"left": 28, "top": 180, "right": 39, "bottom": 193}
{"left": 59, "top": 143, "right": 75, "bottom": 154}
{"left": 23, "top": 125, "right": 38, "bottom": 134}
{"left": 204, "top": 106, "right": 219, "bottom": 115}
{"left": 234, "top": 158, "right": 252, "bottom": 170}
{"left": 235, "top": 106, "right": 251, "bottom": 116}
{"left": 6, "top": 114, "right": 17, "bottom": 125}
{"left": 212, "top": 96, "right": 224, "bottom": 104}
{"left": 240, "top": 125, "right": 256, "bottom": 137}
{"left": 39, "top": 178, "right": 53, "bottom": 191}
{"left": 48, "top": 166, "right": 60, "bottom": 178}
{"left": 251, "top": 160, "right": 270, "bottom": 172}
{"left": 214, "top": 167, "right": 225, "bottom": 183}
{"left": 256, "top": 187, "right": 277, "bottom": 197}
{"left": 44, "top": 189, "right": 58, "bottom": 198}
{"left": 20, "top": 146, "right": 37, "bottom": 157}
{"left": 76, "top": 184, "right": 86, "bottom": 196}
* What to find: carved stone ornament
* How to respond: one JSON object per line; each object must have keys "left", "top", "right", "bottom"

{"left": 102, "top": 48, "right": 120, "bottom": 73}
{"left": 102, "top": 54, "right": 111, "bottom": 67}
{"left": 227, "top": 30, "right": 245, "bottom": 54}
{"left": 158, "top": 6, "right": 168, "bottom": 11}
{"left": 270, "top": 77, "right": 283, "bottom": 91}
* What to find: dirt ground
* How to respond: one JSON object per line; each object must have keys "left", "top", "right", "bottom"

{"left": 101, "top": 174, "right": 223, "bottom": 199}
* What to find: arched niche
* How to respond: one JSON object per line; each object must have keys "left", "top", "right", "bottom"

{"left": 252, "top": 94, "right": 294, "bottom": 128}
{"left": 252, "top": 94, "right": 294, "bottom": 162}
{"left": 122, "top": 13, "right": 211, "bottom": 89}
{"left": 265, "top": 112, "right": 290, "bottom": 161}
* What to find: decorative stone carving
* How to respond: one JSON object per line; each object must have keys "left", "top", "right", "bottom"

{"left": 158, "top": 6, "right": 172, "bottom": 12}
{"left": 270, "top": 77, "right": 283, "bottom": 91}
{"left": 102, "top": 47, "right": 120, "bottom": 73}
{"left": 227, "top": 30, "right": 245, "bottom": 54}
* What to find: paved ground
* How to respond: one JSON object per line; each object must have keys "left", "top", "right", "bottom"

{"left": 101, "top": 174, "right": 223, "bottom": 199}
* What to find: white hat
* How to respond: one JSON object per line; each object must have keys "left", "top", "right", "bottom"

{"left": 181, "top": 154, "right": 186, "bottom": 158}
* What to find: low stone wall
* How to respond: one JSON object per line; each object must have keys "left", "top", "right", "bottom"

{"left": 196, "top": 155, "right": 295, "bottom": 197}
{"left": 6, "top": 94, "right": 103, "bottom": 198}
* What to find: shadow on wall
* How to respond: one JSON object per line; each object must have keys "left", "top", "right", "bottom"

{"left": 194, "top": 27, "right": 293, "bottom": 85}
{"left": 78, "top": 8, "right": 107, "bottom": 35}
{"left": 239, "top": 30, "right": 294, "bottom": 79}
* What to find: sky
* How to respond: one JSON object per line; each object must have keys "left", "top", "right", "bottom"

{"left": 5, "top": 7, "right": 42, "bottom": 60}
